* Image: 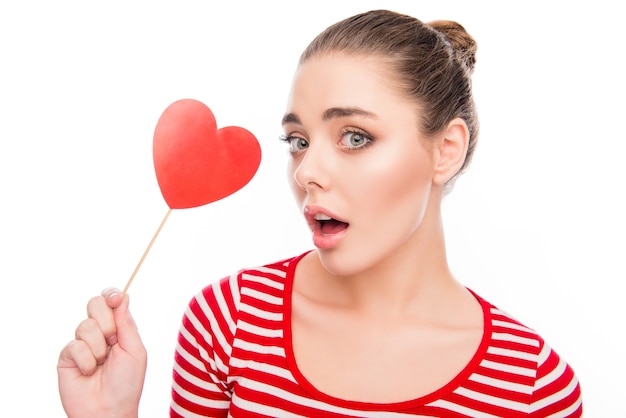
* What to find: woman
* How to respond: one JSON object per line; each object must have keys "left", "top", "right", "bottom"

{"left": 58, "top": 9, "right": 582, "bottom": 417}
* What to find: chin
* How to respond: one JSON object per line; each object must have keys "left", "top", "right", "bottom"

{"left": 315, "top": 248, "right": 376, "bottom": 278}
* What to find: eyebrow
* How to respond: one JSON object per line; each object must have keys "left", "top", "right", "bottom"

{"left": 281, "top": 106, "right": 378, "bottom": 126}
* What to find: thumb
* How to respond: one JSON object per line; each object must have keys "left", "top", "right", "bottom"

{"left": 113, "top": 294, "right": 146, "bottom": 357}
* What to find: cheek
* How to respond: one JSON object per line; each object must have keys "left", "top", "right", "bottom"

{"left": 356, "top": 148, "right": 434, "bottom": 220}
{"left": 368, "top": 147, "right": 432, "bottom": 193}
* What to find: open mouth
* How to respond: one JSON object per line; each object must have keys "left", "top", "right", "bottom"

{"left": 314, "top": 213, "right": 350, "bottom": 235}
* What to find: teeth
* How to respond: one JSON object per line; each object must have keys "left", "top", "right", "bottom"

{"left": 314, "top": 213, "right": 332, "bottom": 221}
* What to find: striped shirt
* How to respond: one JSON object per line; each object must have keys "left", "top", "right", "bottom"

{"left": 170, "top": 253, "right": 582, "bottom": 417}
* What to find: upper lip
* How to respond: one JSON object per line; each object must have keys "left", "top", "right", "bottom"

{"left": 304, "top": 205, "right": 349, "bottom": 226}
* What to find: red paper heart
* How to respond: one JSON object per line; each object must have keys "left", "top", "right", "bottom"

{"left": 153, "top": 99, "right": 261, "bottom": 209}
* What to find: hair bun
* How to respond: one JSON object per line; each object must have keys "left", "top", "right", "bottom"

{"left": 429, "top": 20, "right": 477, "bottom": 74}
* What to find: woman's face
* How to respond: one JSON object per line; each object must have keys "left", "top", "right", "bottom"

{"left": 283, "top": 53, "right": 439, "bottom": 276}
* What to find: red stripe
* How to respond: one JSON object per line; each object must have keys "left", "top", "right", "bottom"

{"left": 169, "top": 254, "right": 583, "bottom": 416}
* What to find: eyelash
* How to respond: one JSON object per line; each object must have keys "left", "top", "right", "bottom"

{"left": 278, "top": 134, "right": 307, "bottom": 153}
{"left": 278, "top": 127, "right": 375, "bottom": 153}
{"left": 338, "top": 127, "right": 374, "bottom": 152}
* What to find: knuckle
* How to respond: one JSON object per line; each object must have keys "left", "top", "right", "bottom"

{"left": 75, "top": 318, "right": 98, "bottom": 339}
{"left": 86, "top": 295, "right": 105, "bottom": 316}
{"left": 69, "top": 340, "right": 97, "bottom": 375}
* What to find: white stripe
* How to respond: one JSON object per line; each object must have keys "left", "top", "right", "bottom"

{"left": 480, "top": 359, "right": 536, "bottom": 377}
{"left": 232, "top": 338, "right": 285, "bottom": 357}
{"left": 228, "top": 271, "right": 241, "bottom": 307}
{"left": 487, "top": 346, "right": 537, "bottom": 362}
{"left": 530, "top": 374, "right": 580, "bottom": 412}
{"left": 537, "top": 342, "right": 551, "bottom": 365}
{"left": 229, "top": 358, "right": 297, "bottom": 382}
{"left": 172, "top": 351, "right": 230, "bottom": 395}
{"left": 455, "top": 386, "right": 529, "bottom": 411}
{"left": 178, "top": 325, "right": 227, "bottom": 376}
{"left": 238, "top": 318, "right": 283, "bottom": 338}
{"left": 242, "top": 270, "right": 285, "bottom": 289}
{"left": 171, "top": 401, "right": 227, "bottom": 418}
{"left": 492, "top": 332, "right": 539, "bottom": 347}
{"left": 490, "top": 307, "right": 513, "bottom": 317}
{"left": 240, "top": 301, "right": 283, "bottom": 322}
{"left": 546, "top": 394, "right": 582, "bottom": 417}
{"left": 241, "top": 287, "right": 283, "bottom": 306}
{"left": 171, "top": 378, "right": 231, "bottom": 409}
{"left": 191, "top": 291, "right": 232, "bottom": 360}
{"left": 213, "top": 278, "right": 237, "bottom": 334}
{"left": 535, "top": 356, "right": 566, "bottom": 391}
{"left": 492, "top": 319, "right": 534, "bottom": 333}
{"left": 254, "top": 265, "right": 288, "bottom": 278}
{"left": 235, "top": 379, "right": 430, "bottom": 417}
{"left": 490, "top": 308, "right": 523, "bottom": 322}
{"left": 428, "top": 399, "right": 502, "bottom": 418}
{"left": 469, "top": 372, "right": 533, "bottom": 394}
{"left": 231, "top": 395, "right": 307, "bottom": 418}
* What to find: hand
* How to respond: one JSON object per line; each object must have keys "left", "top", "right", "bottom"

{"left": 57, "top": 288, "right": 147, "bottom": 418}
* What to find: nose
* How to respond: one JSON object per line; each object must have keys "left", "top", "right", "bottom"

{"left": 292, "top": 140, "right": 329, "bottom": 191}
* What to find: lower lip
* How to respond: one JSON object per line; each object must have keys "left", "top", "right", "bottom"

{"left": 312, "top": 227, "right": 349, "bottom": 250}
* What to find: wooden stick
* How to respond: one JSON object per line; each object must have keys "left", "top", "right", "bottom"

{"left": 123, "top": 208, "right": 172, "bottom": 294}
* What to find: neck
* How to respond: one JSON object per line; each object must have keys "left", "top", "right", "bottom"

{"left": 305, "top": 193, "right": 464, "bottom": 321}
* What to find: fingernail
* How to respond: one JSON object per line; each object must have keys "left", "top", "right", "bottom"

{"left": 102, "top": 287, "right": 121, "bottom": 299}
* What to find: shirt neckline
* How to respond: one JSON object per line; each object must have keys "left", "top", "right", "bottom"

{"left": 282, "top": 250, "right": 493, "bottom": 411}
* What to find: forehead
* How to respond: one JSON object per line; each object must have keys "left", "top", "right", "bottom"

{"left": 286, "top": 53, "right": 414, "bottom": 116}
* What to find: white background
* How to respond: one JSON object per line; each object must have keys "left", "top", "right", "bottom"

{"left": 1, "top": 1, "right": 624, "bottom": 416}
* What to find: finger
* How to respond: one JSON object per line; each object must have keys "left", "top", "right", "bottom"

{"left": 58, "top": 339, "right": 98, "bottom": 376}
{"left": 86, "top": 295, "right": 118, "bottom": 346}
{"left": 74, "top": 318, "right": 108, "bottom": 365}
{"left": 113, "top": 294, "right": 146, "bottom": 362}
{"left": 101, "top": 287, "right": 124, "bottom": 309}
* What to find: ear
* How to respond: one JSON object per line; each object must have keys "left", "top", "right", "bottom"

{"left": 433, "top": 117, "right": 469, "bottom": 185}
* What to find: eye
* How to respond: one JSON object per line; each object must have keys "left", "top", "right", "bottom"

{"left": 339, "top": 131, "right": 371, "bottom": 149}
{"left": 280, "top": 135, "right": 309, "bottom": 152}
{"left": 291, "top": 137, "right": 309, "bottom": 152}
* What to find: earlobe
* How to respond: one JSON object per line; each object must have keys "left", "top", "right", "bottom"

{"left": 433, "top": 118, "right": 469, "bottom": 185}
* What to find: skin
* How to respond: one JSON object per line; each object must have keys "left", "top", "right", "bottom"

{"left": 57, "top": 52, "right": 483, "bottom": 413}
{"left": 284, "top": 53, "right": 484, "bottom": 402}
{"left": 57, "top": 289, "right": 146, "bottom": 418}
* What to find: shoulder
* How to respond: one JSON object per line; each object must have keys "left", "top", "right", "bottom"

{"left": 471, "top": 290, "right": 544, "bottom": 358}
{"left": 475, "top": 293, "right": 583, "bottom": 415}
{"left": 187, "top": 253, "right": 304, "bottom": 321}
{"left": 178, "top": 253, "right": 303, "bottom": 354}
{"left": 480, "top": 294, "right": 570, "bottom": 370}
